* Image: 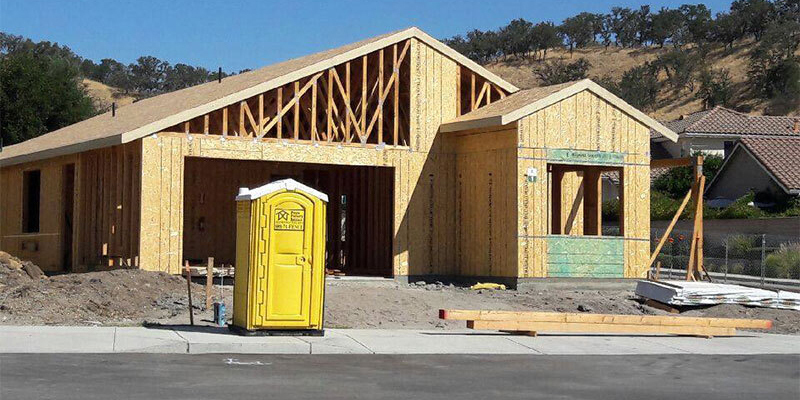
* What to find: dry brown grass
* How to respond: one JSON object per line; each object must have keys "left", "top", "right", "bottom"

{"left": 485, "top": 40, "right": 799, "bottom": 121}
{"left": 81, "top": 78, "right": 136, "bottom": 111}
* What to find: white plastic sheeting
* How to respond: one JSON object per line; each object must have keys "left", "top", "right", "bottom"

{"left": 635, "top": 280, "right": 800, "bottom": 311}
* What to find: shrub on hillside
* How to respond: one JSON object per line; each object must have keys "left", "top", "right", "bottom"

{"left": 534, "top": 58, "right": 591, "bottom": 85}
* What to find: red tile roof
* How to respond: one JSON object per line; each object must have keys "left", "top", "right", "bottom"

{"left": 738, "top": 137, "right": 800, "bottom": 193}
{"left": 652, "top": 106, "right": 800, "bottom": 139}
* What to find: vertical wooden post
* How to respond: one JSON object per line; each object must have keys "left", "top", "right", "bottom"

{"left": 378, "top": 49, "right": 384, "bottom": 144}
{"left": 205, "top": 257, "right": 214, "bottom": 310}
{"left": 583, "top": 167, "right": 602, "bottom": 236}
{"left": 345, "top": 62, "right": 351, "bottom": 141}
{"left": 222, "top": 108, "right": 228, "bottom": 136}
{"left": 361, "top": 55, "right": 367, "bottom": 138}
{"left": 470, "top": 73, "right": 476, "bottom": 111}
{"left": 277, "top": 87, "right": 283, "bottom": 139}
{"left": 393, "top": 44, "right": 399, "bottom": 146}
{"left": 311, "top": 80, "right": 318, "bottom": 142}
{"left": 258, "top": 94, "right": 264, "bottom": 137}
{"left": 293, "top": 81, "right": 300, "bottom": 141}
{"left": 686, "top": 156, "right": 704, "bottom": 281}
{"left": 327, "top": 69, "right": 333, "bottom": 141}
{"left": 550, "top": 166, "right": 564, "bottom": 235}
{"left": 184, "top": 261, "right": 194, "bottom": 326}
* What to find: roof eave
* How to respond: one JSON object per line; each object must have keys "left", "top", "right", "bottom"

{"left": 0, "top": 135, "right": 124, "bottom": 168}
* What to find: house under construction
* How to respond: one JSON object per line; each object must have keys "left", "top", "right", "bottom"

{"left": 0, "top": 27, "right": 677, "bottom": 285}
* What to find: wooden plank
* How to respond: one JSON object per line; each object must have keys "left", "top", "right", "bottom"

{"left": 440, "top": 310, "right": 771, "bottom": 329}
{"left": 467, "top": 320, "right": 736, "bottom": 337}
{"left": 651, "top": 158, "right": 692, "bottom": 168}
{"left": 648, "top": 189, "right": 693, "bottom": 268}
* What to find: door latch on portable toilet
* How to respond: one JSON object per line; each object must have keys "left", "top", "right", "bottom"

{"left": 525, "top": 167, "right": 538, "bottom": 183}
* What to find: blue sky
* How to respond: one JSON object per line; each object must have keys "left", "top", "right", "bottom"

{"left": 1, "top": 0, "right": 734, "bottom": 72}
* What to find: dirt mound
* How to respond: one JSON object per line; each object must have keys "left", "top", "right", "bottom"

{"left": 0, "top": 260, "right": 209, "bottom": 326}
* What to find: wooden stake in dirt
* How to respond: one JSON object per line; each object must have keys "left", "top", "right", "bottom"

{"left": 205, "top": 257, "right": 214, "bottom": 309}
{"left": 185, "top": 261, "right": 194, "bottom": 326}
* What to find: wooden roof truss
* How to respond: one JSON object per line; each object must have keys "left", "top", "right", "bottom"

{"left": 164, "top": 40, "right": 413, "bottom": 146}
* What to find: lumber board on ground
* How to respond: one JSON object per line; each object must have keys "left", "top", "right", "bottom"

{"left": 467, "top": 320, "right": 737, "bottom": 337}
{"left": 439, "top": 309, "right": 771, "bottom": 329}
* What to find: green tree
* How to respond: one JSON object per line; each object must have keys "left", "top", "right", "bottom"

{"left": 605, "top": 63, "right": 662, "bottom": 110}
{"left": 748, "top": 20, "right": 800, "bottom": 102}
{"left": 529, "top": 22, "right": 562, "bottom": 60}
{"left": 656, "top": 49, "right": 698, "bottom": 91}
{"left": 609, "top": 7, "right": 639, "bottom": 47}
{"left": 730, "top": 0, "right": 777, "bottom": 40}
{"left": 498, "top": 18, "right": 533, "bottom": 58}
{"left": 649, "top": 7, "right": 683, "bottom": 47}
{"left": 129, "top": 56, "right": 169, "bottom": 96}
{"left": 0, "top": 52, "right": 96, "bottom": 146}
{"left": 710, "top": 12, "right": 744, "bottom": 49}
{"left": 534, "top": 58, "right": 591, "bottom": 85}
{"left": 696, "top": 67, "right": 734, "bottom": 108}
{"left": 559, "top": 12, "right": 602, "bottom": 53}
{"left": 678, "top": 4, "right": 713, "bottom": 45}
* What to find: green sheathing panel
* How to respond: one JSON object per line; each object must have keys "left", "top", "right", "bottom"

{"left": 546, "top": 149, "right": 624, "bottom": 166}
{"left": 546, "top": 236, "right": 624, "bottom": 278}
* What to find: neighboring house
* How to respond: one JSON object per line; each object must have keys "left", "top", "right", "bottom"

{"left": 651, "top": 106, "right": 800, "bottom": 159}
{"left": 706, "top": 137, "right": 800, "bottom": 204}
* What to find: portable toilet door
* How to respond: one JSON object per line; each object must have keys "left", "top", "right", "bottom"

{"left": 232, "top": 179, "right": 328, "bottom": 333}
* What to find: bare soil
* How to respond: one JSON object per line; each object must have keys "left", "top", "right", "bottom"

{"left": 2, "top": 264, "right": 799, "bottom": 334}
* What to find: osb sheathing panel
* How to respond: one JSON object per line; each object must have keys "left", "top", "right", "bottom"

{"left": 445, "top": 127, "right": 518, "bottom": 278}
{"left": 0, "top": 155, "right": 75, "bottom": 271}
{"left": 517, "top": 89, "right": 651, "bottom": 278}
{"left": 76, "top": 142, "right": 142, "bottom": 270}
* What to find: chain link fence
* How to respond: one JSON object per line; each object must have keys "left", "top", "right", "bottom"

{"left": 650, "top": 229, "right": 800, "bottom": 283}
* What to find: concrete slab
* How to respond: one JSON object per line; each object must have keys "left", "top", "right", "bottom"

{"left": 340, "top": 329, "right": 539, "bottom": 354}
{"left": 505, "top": 333, "right": 689, "bottom": 355}
{"left": 299, "top": 330, "right": 373, "bottom": 354}
{"left": 0, "top": 326, "right": 115, "bottom": 353}
{"left": 113, "top": 327, "right": 187, "bottom": 353}
{"left": 172, "top": 327, "right": 311, "bottom": 354}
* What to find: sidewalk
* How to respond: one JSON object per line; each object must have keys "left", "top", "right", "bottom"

{"left": 1, "top": 325, "right": 798, "bottom": 355}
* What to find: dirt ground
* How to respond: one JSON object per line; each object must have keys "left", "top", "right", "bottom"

{"left": 2, "top": 262, "right": 799, "bottom": 334}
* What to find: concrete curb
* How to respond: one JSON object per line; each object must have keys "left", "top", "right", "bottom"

{"left": 1, "top": 326, "right": 798, "bottom": 355}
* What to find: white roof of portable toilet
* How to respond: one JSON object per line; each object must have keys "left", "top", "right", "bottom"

{"left": 235, "top": 179, "right": 329, "bottom": 202}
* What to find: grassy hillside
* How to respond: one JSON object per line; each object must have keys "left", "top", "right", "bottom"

{"left": 81, "top": 79, "right": 136, "bottom": 111}
{"left": 78, "top": 40, "right": 798, "bottom": 122}
{"left": 485, "top": 40, "right": 799, "bottom": 121}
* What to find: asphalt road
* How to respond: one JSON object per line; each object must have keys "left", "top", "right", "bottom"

{"left": 1, "top": 354, "right": 798, "bottom": 399}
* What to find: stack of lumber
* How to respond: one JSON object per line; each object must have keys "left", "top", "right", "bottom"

{"left": 636, "top": 280, "right": 800, "bottom": 311}
{"left": 439, "top": 309, "right": 772, "bottom": 337}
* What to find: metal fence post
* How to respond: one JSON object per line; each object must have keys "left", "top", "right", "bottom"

{"left": 724, "top": 238, "right": 728, "bottom": 284}
{"left": 760, "top": 234, "right": 766, "bottom": 288}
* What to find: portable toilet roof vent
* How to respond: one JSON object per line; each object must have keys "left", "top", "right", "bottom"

{"left": 235, "top": 178, "right": 329, "bottom": 202}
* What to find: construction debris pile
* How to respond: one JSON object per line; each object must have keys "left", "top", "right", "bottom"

{"left": 0, "top": 252, "right": 210, "bottom": 326}
{"left": 636, "top": 280, "right": 800, "bottom": 311}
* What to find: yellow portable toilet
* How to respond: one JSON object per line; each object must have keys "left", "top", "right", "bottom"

{"left": 230, "top": 179, "right": 327, "bottom": 336}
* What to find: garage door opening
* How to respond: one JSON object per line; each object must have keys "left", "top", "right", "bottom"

{"left": 183, "top": 158, "right": 394, "bottom": 277}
